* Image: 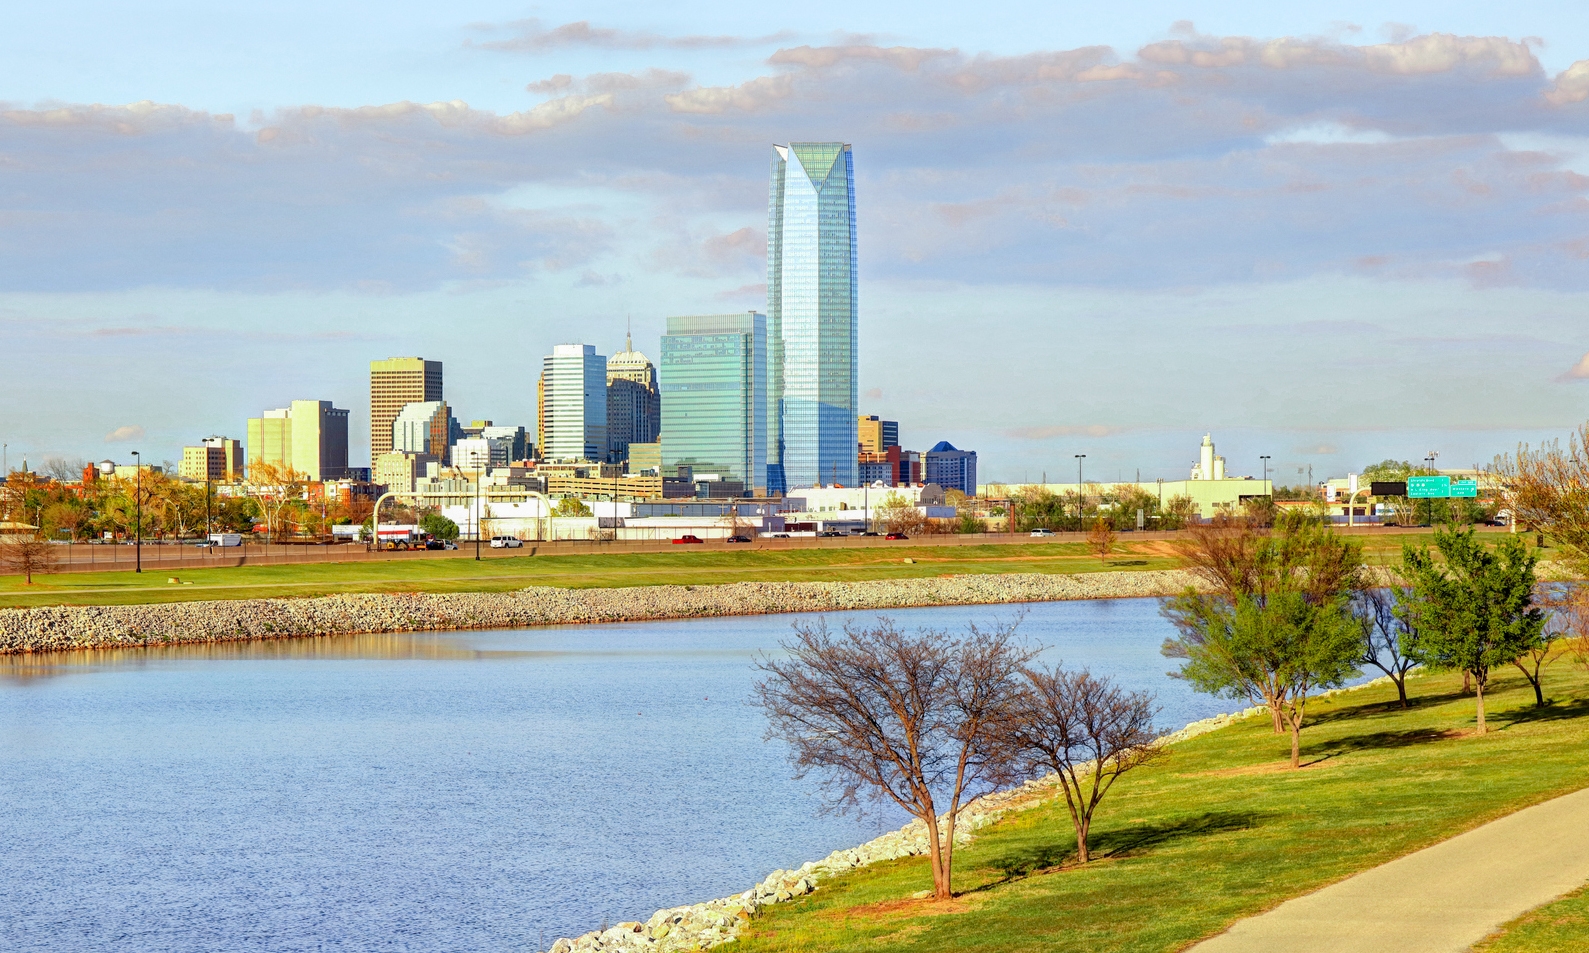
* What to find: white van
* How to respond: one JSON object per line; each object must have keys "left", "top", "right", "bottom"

{"left": 489, "top": 536, "right": 523, "bottom": 549}
{"left": 207, "top": 533, "right": 242, "bottom": 547}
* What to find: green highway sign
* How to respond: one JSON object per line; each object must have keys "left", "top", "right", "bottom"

{"left": 1406, "top": 476, "right": 1479, "bottom": 499}
{"left": 1407, "top": 475, "right": 1451, "bottom": 498}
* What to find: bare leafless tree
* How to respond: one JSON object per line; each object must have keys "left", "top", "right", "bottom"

{"left": 0, "top": 536, "right": 60, "bottom": 584}
{"left": 41, "top": 457, "right": 86, "bottom": 482}
{"left": 1559, "top": 586, "right": 1589, "bottom": 676}
{"left": 1352, "top": 587, "right": 1417, "bottom": 708}
{"left": 999, "top": 665, "right": 1163, "bottom": 864}
{"left": 754, "top": 618, "right": 1035, "bottom": 900}
{"left": 1493, "top": 424, "right": 1589, "bottom": 575}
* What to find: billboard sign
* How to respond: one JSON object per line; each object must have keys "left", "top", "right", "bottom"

{"left": 1371, "top": 481, "right": 1408, "bottom": 498}
{"left": 1407, "top": 476, "right": 1451, "bottom": 498}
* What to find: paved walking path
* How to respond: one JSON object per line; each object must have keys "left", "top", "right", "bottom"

{"left": 1189, "top": 785, "right": 1589, "bottom": 953}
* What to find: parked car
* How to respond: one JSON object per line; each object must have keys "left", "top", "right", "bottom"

{"left": 725, "top": 535, "right": 752, "bottom": 543}
{"left": 885, "top": 532, "right": 909, "bottom": 540}
{"left": 489, "top": 536, "right": 523, "bottom": 549}
{"left": 1030, "top": 528, "right": 1055, "bottom": 537}
{"left": 674, "top": 534, "right": 704, "bottom": 544}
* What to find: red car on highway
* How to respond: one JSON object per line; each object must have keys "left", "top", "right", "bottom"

{"left": 673, "top": 535, "right": 704, "bottom": 544}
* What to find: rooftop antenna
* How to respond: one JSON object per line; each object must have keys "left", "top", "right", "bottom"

{"left": 625, "top": 314, "right": 632, "bottom": 353}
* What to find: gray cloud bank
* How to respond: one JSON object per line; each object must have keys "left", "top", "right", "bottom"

{"left": 3, "top": 28, "right": 1589, "bottom": 293}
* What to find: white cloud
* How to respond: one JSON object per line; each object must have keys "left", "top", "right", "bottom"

{"left": 1562, "top": 352, "right": 1589, "bottom": 380}
{"left": 104, "top": 425, "right": 145, "bottom": 443}
{"left": 1547, "top": 60, "right": 1589, "bottom": 105}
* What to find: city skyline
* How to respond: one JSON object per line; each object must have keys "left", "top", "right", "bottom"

{"left": 4, "top": 8, "right": 1589, "bottom": 482}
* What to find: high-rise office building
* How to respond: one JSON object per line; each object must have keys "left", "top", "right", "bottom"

{"left": 179, "top": 436, "right": 245, "bottom": 482}
{"left": 924, "top": 441, "right": 977, "bottom": 497}
{"left": 606, "top": 333, "right": 661, "bottom": 463}
{"left": 481, "top": 425, "right": 530, "bottom": 462}
{"left": 246, "top": 400, "right": 350, "bottom": 481}
{"left": 370, "top": 358, "right": 443, "bottom": 460}
{"left": 540, "top": 344, "right": 608, "bottom": 461}
{"left": 392, "top": 400, "right": 457, "bottom": 465}
{"left": 659, "top": 314, "right": 767, "bottom": 494}
{"left": 857, "top": 416, "right": 898, "bottom": 454}
{"left": 768, "top": 141, "right": 858, "bottom": 491}
{"left": 536, "top": 372, "right": 546, "bottom": 460}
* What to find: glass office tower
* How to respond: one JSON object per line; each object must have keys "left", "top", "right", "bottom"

{"left": 767, "top": 142, "right": 858, "bottom": 492}
{"left": 660, "top": 314, "right": 767, "bottom": 494}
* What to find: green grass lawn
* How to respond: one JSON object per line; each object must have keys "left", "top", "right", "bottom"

{"left": 0, "top": 540, "right": 1186, "bottom": 607}
{"left": 733, "top": 661, "right": 1589, "bottom": 953}
{"left": 0, "top": 530, "right": 1505, "bottom": 609}
{"left": 1477, "top": 884, "right": 1589, "bottom": 951}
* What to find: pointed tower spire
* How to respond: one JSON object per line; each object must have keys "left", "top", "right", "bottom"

{"left": 626, "top": 314, "right": 633, "bottom": 353}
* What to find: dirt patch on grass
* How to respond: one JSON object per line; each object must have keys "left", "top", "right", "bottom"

{"left": 821, "top": 895, "right": 976, "bottom": 925}
{"left": 1134, "top": 541, "right": 1185, "bottom": 558}
{"left": 1193, "top": 758, "right": 1347, "bottom": 778}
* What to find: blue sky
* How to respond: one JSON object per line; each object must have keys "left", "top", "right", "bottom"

{"left": 3, "top": 1, "right": 1589, "bottom": 483}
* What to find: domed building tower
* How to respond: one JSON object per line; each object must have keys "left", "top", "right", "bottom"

{"left": 606, "top": 331, "right": 661, "bottom": 463}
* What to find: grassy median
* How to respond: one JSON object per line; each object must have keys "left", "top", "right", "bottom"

{"left": 732, "top": 661, "right": 1589, "bottom": 953}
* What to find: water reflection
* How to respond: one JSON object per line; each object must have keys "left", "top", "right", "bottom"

{"left": 1, "top": 630, "right": 769, "bottom": 683}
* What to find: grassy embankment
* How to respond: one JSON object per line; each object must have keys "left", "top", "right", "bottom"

{"left": 0, "top": 530, "right": 1479, "bottom": 609}
{"left": 1479, "top": 884, "right": 1589, "bottom": 950}
{"left": 728, "top": 662, "right": 1589, "bottom": 953}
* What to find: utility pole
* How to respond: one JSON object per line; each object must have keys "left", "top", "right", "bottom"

{"left": 1260, "top": 455, "right": 1270, "bottom": 489}
{"left": 475, "top": 461, "right": 483, "bottom": 560}
{"left": 1074, "top": 454, "right": 1086, "bottom": 531}
{"left": 132, "top": 450, "right": 143, "bottom": 573}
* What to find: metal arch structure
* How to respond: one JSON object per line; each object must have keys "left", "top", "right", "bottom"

{"left": 371, "top": 489, "right": 555, "bottom": 550}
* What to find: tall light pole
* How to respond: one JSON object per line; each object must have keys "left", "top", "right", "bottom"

{"left": 131, "top": 450, "right": 143, "bottom": 573}
{"left": 1074, "top": 453, "right": 1086, "bottom": 531}
{"left": 475, "top": 459, "right": 482, "bottom": 561}
{"left": 1260, "top": 455, "right": 1271, "bottom": 490}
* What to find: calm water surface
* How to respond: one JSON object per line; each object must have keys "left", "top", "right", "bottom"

{"left": 0, "top": 599, "right": 1240, "bottom": 952}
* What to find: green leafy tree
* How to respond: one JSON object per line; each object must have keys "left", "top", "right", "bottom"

{"left": 1159, "top": 495, "right": 1198, "bottom": 530}
{"left": 1400, "top": 529, "right": 1546, "bottom": 731}
{"left": 1107, "top": 485, "right": 1160, "bottom": 531}
{"left": 553, "top": 496, "right": 593, "bottom": 517}
{"left": 1164, "top": 516, "right": 1365, "bottom": 767}
{"left": 419, "top": 512, "right": 459, "bottom": 541}
{"left": 1009, "top": 486, "right": 1067, "bottom": 533}
{"left": 1166, "top": 591, "right": 1361, "bottom": 768}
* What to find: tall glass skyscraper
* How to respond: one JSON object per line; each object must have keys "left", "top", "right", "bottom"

{"left": 659, "top": 314, "right": 767, "bottom": 494}
{"left": 767, "top": 141, "right": 857, "bottom": 492}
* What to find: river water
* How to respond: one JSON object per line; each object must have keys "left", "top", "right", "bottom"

{"left": 0, "top": 599, "right": 1243, "bottom": 952}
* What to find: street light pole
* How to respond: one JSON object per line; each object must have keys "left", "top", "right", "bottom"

{"left": 1074, "top": 454, "right": 1086, "bottom": 531}
{"left": 475, "top": 462, "right": 482, "bottom": 561}
{"left": 132, "top": 450, "right": 143, "bottom": 573}
{"left": 1260, "top": 455, "right": 1271, "bottom": 491}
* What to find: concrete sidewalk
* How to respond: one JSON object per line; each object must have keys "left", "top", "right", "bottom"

{"left": 1188, "top": 785, "right": 1589, "bottom": 953}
